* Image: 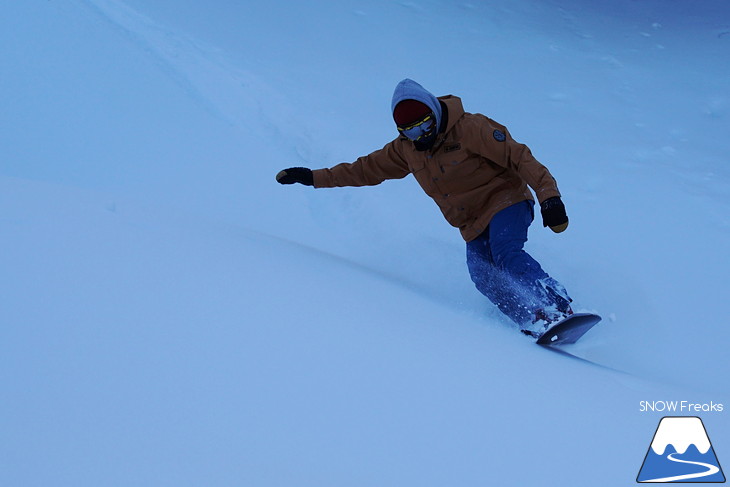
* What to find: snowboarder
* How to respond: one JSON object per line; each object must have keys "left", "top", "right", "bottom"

{"left": 276, "top": 78, "right": 573, "bottom": 335}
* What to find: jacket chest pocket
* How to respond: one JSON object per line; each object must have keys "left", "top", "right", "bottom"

{"left": 408, "top": 157, "right": 441, "bottom": 195}
{"left": 408, "top": 158, "right": 429, "bottom": 181}
{"left": 437, "top": 150, "right": 482, "bottom": 181}
{"left": 408, "top": 157, "right": 426, "bottom": 172}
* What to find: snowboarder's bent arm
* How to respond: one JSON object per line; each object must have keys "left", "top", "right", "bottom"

{"left": 469, "top": 117, "right": 568, "bottom": 232}
{"left": 472, "top": 118, "right": 561, "bottom": 204}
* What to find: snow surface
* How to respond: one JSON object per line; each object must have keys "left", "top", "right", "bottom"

{"left": 1, "top": 0, "right": 729, "bottom": 485}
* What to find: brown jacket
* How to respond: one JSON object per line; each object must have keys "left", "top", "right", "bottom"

{"left": 313, "top": 95, "right": 561, "bottom": 242}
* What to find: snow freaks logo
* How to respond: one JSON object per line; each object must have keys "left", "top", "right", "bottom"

{"left": 637, "top": 417, "right": 726, "bottom": 483}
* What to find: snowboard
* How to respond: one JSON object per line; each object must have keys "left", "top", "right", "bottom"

{"left": 535, "top": 312, "right": 602, "bottom": 346}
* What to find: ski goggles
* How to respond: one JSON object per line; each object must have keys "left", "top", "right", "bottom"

{"left": 397, "top": 113, "right": 436, "bottom": 141}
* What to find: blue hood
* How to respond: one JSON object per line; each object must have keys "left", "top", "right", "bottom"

{"left": 391, "top": 78, "right": 443, "bottom": 129}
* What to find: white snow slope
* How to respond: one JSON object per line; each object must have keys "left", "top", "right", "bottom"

{"left": 2, "top": 1, "right": 729, "bottom": 486}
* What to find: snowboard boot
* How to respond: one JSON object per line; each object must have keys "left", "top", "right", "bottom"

{"left": 533, "top": 306, "right": 574, "bottom": 327}
{"left": 521, "top": 305, "right": 574, "bottom": 338}
{"left": 520, "top": 278, "right": 574, "bottom": 338}
{"left": 537, "top": 277, "right": 573, "bottom": 315}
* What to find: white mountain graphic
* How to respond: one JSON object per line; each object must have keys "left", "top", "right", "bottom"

{"left": 651, "top": 417, "right": 712, "bottom": 455}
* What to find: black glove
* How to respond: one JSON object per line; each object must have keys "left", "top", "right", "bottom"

{"left": 540, "top": 196, "right": 569, "bottom": 233}
{"left": 276, "top": 167, "right": 314, "bottom": 186}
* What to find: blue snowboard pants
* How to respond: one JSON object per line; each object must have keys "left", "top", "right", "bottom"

{"left": 466, "top": 200, "right": 570, "bottom": 326}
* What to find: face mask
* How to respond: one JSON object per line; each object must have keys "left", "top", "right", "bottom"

{"left": 397, "top": 113, "right": 436, "bottom": 142}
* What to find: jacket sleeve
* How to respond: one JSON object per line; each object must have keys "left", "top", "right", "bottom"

{"left": 312, "top": 140, "right": 411, "bottom": 188}
{"left": 473, "top": 117, "right": 561, "bottom": 203}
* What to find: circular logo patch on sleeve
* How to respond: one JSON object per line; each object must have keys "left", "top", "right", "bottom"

{"left": 493, "top": 129, "right": 506, "bottom": 142}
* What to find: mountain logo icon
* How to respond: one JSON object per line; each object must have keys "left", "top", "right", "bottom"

{"left": 637, "top": 416, "right": 725, "bottom": 483}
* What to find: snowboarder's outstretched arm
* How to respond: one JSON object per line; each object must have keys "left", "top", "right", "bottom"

{"left": 276, "top": 141, "right": 410, "bottom": 189}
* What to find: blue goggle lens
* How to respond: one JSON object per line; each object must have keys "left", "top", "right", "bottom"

{"left": 397, "top": 114, "right": 436, "bottom": 141}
